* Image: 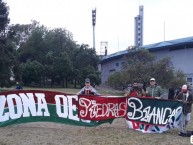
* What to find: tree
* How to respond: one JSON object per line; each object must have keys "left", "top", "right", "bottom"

{"left": 73, "top": 44, "right": 101, "bottom": 87}
{"left": 22, "top": 60, "right": 44, "bottom": 86}
{"left": 108, "top": 48, "right": 186, "bottom": 89}
{"left": 11, "top": 20, "right": 101, "bottom": 88}
{"left": 108, "top": 72, "right": 126, "bottom": 90}
{"left": 0, "top": 0, "right": 9, "bottom": 32}
{"left": 0, "top": 0, "right": 13, "bottom": 87}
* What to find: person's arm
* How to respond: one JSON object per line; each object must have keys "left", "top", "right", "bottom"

{"left": 77, "top": 88, "right": 84, "bottom": 95}
{"left": 124, "top": 90, "right": 131, "bottom": 97}
{"left": 141, "top": 88, "right": 146, "bottom": 96}
{"left": 185, "top": 93, "right": 193, "bottom": 104}
{"left": 145, "top": 87, "right": 150, "bottom": 97}
{"left": 158, "top": 86, "right": 163, "bottom": 97}
{"left": 91, "top": 87, "right": 100, "bottom": 95}
{"left": 174, "top": 92, "right": 182, "bottom": 100}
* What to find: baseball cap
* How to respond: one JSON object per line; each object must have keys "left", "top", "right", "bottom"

{"left": 182, "top": 84, "right": 187, "bottom": 90}
{"left": 85, "top": 78, "right": 90, "bottom": 83}
{"left": 150, "top": 78, "right": 155, "bottom": 81}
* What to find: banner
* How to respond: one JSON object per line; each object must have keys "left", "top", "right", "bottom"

{"left": 0, "top": 90, "right": 113, "bottom": 127}
{"left": 126, "top": 97, "right": 183, "bottom": 133}
{"left": 78, "top": 95, "right": 127, "bottom": 120}
{"left": 0, "top": 90, "right": 183, "bottom": 133}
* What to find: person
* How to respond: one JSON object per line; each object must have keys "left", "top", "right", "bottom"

{"left": 15, "top": 82, "right": 23, "bottom": 90}
{"left": 168, "top": 87, "right": 175, "bottom": 100}
{"left": 124, "top": 81, "right": 145, "bottom": 97}
{"left": 175, "top": 84, "right": 193, "bottom": 136}
{"left": 77, "top": 78, "right": 100, "bottom": 130}
{"left": 145, "top": 78, "right": 163, "bottom": 98}
{"left": 77, "top": 78, "right": 100, "bottom": 95}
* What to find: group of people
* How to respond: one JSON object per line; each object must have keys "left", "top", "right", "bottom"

{"left": 124, "top": 78, "right": 163, "bottom": 98}
{"left": 78, "top": 77, "right": 193, "bottom": 136}
{"left": 124, "top": 78, "right": 193, "bottom": 136}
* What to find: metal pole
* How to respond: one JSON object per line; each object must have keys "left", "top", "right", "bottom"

{"left": 93, "top": 26, "right": 95, "bottom": 49}
{"left": 92, "top": 8, "right": 96, "bottom": 50}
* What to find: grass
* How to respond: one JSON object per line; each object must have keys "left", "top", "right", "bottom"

{"left": 0, "top": 86, "right": 124, "bottom": 96}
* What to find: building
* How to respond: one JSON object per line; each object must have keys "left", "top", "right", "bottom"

{"left": 100, "top": 36, "right": 193, "bottom": 86}
{"left": 134, "top": 5, "right": 144, "bottom": 47}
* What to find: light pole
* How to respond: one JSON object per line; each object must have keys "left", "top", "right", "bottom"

{"left": 92, "top": 8, "right": 96, "bottom": 49}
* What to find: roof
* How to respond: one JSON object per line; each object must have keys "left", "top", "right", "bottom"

{"left": 102, "top": 36, "right": 193, "bottom": 62}
{"left": 143, "top": 36, "right": 193, "bottom": 50}
{"left": 102, "top": 49, "right": 128, "bottom": 61}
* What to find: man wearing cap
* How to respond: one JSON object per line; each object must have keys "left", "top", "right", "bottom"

{"left": 145, "top": 78, "right": 163, "bottom": 98}
{"left": 77, "top": 78, "right": 100, "bottom": 95}
{"left": 175, "top": 84, "right": 193, "bottom": 136}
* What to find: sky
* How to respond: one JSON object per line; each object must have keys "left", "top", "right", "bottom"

{"left": 4, "top": 0, "right": 193, "bottom": 55}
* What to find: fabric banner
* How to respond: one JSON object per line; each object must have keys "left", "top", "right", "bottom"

{"left": 0, "top": 90, "right": 113, "bottom": 127}
{"left": 0, "top": 90, "right": 183, "bottom": 133}
{"left": 126, "top": 97, "right": 183, "bottom": 133}
{"left": 78, "top": 95, "right": 127, "bottom": 120}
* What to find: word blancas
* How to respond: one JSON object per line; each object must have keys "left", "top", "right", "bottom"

{"left": 79, "top": 98, "right": 126, "bottom": 118}
{"left": 0, "top": 93, "right": 79, "bottom": 122}
{"left": 127, "top": 97, "right": 182, "bottom": 125}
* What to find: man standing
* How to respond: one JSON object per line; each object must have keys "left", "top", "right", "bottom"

{"left": 145, "top": 78, "right": 163, "bottom": 98}
{"left": 175, "top": 84, "right": 193, "bottom": 136}
{"left": 124, "top": 81, "right": 145, "bottom": 97}
{"left": 77, "top": 78, "right": 100, "bottom": 95}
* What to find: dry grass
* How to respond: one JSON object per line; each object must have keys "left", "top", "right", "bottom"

{"left": 0, "top": 118, "right": 192, "bottom": 145}
{"left": 0, "top": 87, "right": 192, "bottom": 145}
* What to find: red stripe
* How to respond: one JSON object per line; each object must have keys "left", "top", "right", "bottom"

{"left": 0, "top": 90, "right": 73, "bottom": 107}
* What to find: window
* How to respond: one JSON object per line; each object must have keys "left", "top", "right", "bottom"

{"left": 121, "top": 62, "right": 125, "bottom": 65}
{"left": 116, "top": 63, "right": 119, "bottom": 66}
{"left": 187, "top": 77, "right": 192, "bottom": 83}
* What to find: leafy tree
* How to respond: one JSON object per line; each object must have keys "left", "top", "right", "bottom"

{"left": 7, "top": 20, "right": 39, "bottom": 49}
{"left": 108, "top": 72, "right": 126, "bottom": 90}
{"left": 22, "top": 60, "right": 44, "bottom": 86}
{"left": 0, "top": 0, "right": 13, "bottom": 87}
{"left": 73, "top": 44, "right": 101, "bottom": 87}
{"left": 8, "top": 20, "right": 101, "bottom": 88}
{"left": 43, "top": 28, "right": 75, "bottom": 87}
{"left": 0, "top": 0, "right": 9, "bottom": 32}
{"left": 108, "top": 48, "right": 186, "bottom": 89}
{"left": 6, "top": 21, "right": 43, "bottom": 83}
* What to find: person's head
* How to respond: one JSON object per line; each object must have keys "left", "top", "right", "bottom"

{"left": 149, "top": 78, "right": 156, "bottom": 86}
{"left": 181, "top": 84, "right": 188, "bottom": 93}
{"left": 132, "top": 81, "right": 139, "bottom": 89}
{"left": 85, "top": 78, "right": 91, "bottom": 88}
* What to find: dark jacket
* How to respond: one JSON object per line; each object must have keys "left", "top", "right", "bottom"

{"left": 175, "top": 92, "right": 193, "bottom": 114}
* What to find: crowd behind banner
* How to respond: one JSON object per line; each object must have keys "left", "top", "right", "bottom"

{"left": 0, "top": 77, "right": 193, "bottom": 137}
{"left": 0, "top": 89, "right": 186, "bottom": 135}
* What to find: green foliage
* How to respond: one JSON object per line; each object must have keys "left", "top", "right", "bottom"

{"left": 0, "top": 0, "right": 9, "bottom": 32}
{"left": 73, "top": 44, "right": 101, "bottom": 87}
{"left": 22, "top": 60, "right": 44, "bottom": 86}
{"left": 108, "top": 48, "right": 186, "bottom": 89}
{"left": 108, "top": 72, "right": 126, "bottom": 90}
{"left": 3, "top": 21, "right": 101, "bottom": 88}
{"left": 0, "top": 0, "right": 13, "bottom": 87}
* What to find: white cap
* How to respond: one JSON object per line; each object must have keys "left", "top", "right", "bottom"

{"left": 182, "top": 85, "right": 187, "bottom": 90}
{"left": 150, "top": 78, "right": 155, "bottom": 81}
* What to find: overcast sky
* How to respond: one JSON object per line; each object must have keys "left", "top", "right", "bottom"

{"left": 5, "top": 0, "right": 193, "bottom": 54}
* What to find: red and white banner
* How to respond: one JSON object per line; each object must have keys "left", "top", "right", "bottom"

{"left": 78, "top": 95, "right": 127, "bottom": 120}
